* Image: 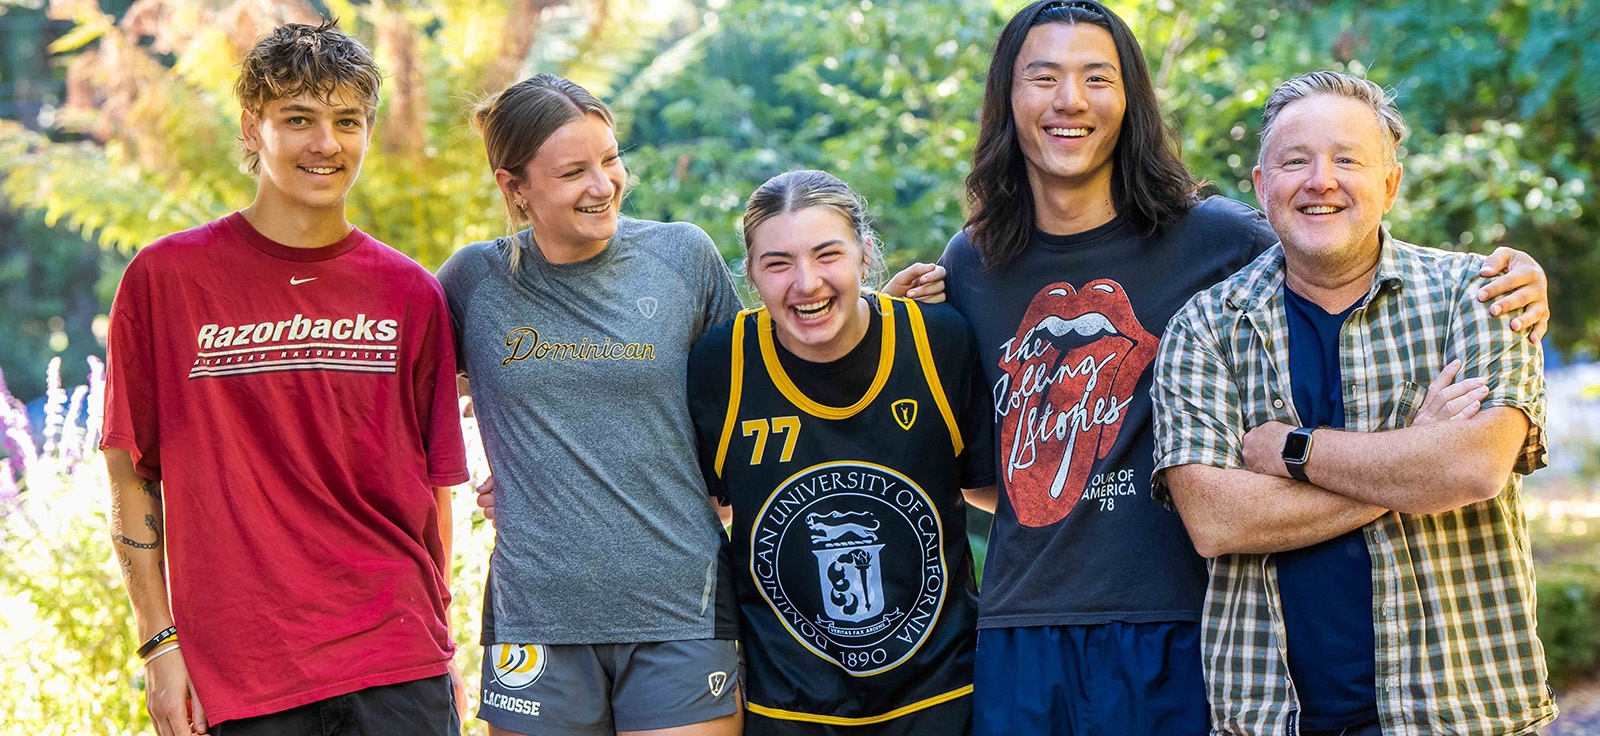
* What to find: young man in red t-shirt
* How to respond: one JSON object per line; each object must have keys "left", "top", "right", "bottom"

{"left": 101, "top": 21, "right": 469, "bottom": 736}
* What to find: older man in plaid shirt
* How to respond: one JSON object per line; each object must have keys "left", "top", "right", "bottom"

{"left": 1152, "top": 70, "right": 1555, "bottom": 736}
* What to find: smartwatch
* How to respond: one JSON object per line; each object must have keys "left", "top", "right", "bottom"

{"left": 1282, "top": 427, "right": 1316, "bottom": 481}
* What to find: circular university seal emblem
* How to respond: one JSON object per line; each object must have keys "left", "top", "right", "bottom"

{"left": 750, "top": 461, "right": 947, "bottom": 676}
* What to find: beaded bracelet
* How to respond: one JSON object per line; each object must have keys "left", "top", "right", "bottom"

{"left": 136, "top": 626, "right": 177, "bottom": 658}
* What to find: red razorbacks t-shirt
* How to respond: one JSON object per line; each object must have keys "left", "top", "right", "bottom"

{"left": 101, "top": 212, "right": 469, "bottom": 723}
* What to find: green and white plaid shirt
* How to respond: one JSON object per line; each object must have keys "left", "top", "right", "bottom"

{"left": 1151, "top": 228, "right": 1554, "bottom": 736}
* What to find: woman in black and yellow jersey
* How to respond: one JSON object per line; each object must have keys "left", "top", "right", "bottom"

{"left": 686, "top": 170, "right": 996, "bottom": 736}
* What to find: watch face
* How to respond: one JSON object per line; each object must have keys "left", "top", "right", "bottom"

{"left": 1284, "top": 431, "right": 1312, "bottom": 463}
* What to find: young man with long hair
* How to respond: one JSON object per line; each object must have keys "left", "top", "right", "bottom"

{"left": 102, "top": 21, "right": 468, "bottom": 736}
{"left": 918, "top": 2, "right": 1552, "bottom": 734}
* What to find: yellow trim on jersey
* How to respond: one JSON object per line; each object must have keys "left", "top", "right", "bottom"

{"left": 902, "top": 297, "right": 964, "bottom": 457}
{"left": 746, "top": 684, "right": 973, "bottom": 725}
{"left": 755, "top": 292, "right": 896, "bottom": 420}
{"left": 715, "top": 309, "right": 761, "bottom": 477}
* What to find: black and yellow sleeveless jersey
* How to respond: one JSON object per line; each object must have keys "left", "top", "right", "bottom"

{"left": 687, "top": 293, "right": 993, "bottom": 731}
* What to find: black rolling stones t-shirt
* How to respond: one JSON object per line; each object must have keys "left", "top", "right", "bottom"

{"left": 939, "top": 196, "right": 1278, "bottom": 627}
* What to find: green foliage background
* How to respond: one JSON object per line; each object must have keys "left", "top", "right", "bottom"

{"left": 2, "top": 0, "right": 1598, "bottom": 390}
{"left": 2, "top": 0, "right": 1599, "bottom": 732}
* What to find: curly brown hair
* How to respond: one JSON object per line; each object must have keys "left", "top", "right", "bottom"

{"left": 234, "top": 19, "right": 381, "bottom": 174}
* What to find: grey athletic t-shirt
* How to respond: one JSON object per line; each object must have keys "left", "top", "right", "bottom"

{"left": 436, "top": 217, "right": 742, "bottom": 644}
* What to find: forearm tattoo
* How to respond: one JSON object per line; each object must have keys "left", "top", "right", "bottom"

{"left": 141, "top": 478, "right": 161, "bottom": 500}
{"left": 113, "top": 514, "right": 162, "bottom": 550}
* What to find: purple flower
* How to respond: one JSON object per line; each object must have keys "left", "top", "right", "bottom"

{"left": 0, "top": 366, "right": 36, "bottom": 478}
{"left": 0, "top": 464, "right": 16, "bottom": 509}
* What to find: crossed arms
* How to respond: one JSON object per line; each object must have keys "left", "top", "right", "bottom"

{"left": 1153, "top": 284, "right": 1543, "bottom": 559}
{"left": 1165, "top": 406, "right": 1529, "bottom": 558}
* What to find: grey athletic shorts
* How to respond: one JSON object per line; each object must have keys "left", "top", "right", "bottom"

{"left": 478, "top": 639, "right": 740, "bottom": 735}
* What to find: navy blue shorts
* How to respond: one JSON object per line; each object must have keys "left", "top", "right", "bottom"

{"left": 973, "top": 622, "right": 1208, "bottom": 736}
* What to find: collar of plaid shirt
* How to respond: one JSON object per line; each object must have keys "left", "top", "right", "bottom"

{"left": 1162, "top": 226, "right": 1555, "bottom": 736}
{"left": 1224, "top": 227, "right": 1406, "bottom": 319}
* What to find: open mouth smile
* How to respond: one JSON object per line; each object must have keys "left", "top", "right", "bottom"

{"left": 1298, "top": 205, "right": 1345, "bottom": 215}
{"left": 576, "top": 203, "right": 610, "bottom": 214}
{"left": 791, "top": 298, "right": 834, "bottom": 321}
{"left": 1046, "top": 127, "right": 1092, "bottom": 139}
{"left": 301, "top": 165, "right": 342, "bottom": 176}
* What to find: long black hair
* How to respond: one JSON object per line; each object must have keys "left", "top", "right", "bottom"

{"left": 965, "top": 0, "right": 1200, "bottom": 270}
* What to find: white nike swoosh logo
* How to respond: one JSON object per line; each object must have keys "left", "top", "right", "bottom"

{"left": 290, "top": 277, "right": 317, "bottom": 285}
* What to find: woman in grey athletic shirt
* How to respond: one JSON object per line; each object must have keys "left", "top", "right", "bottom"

{"left": 436, "top": 74, "right": 744, "bottom": 736}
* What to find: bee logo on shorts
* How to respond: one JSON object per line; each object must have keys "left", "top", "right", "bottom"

{"left": 489, "top": 644, "right": 549, "bottom": 690}
{"left": 708, "top": 671, "right": 729, "bottom": 697}
{"left": 891, "top": 399, "right": 918, "bottom": 430}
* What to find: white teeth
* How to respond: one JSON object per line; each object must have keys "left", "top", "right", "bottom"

{"left": 305, "top": 167, "right": 338, "bottom": 175}
{"left": 1046, "top": 127, "right": 1090, "bottom": 138}
{"left": 1301, "top": 205, "right": 1341, "bottom": 214}
{"left": 793, "top": 299, "right": 832, "bottom": 317}
{"left": 577, "top": 204, "right": 608, "bottom": 213}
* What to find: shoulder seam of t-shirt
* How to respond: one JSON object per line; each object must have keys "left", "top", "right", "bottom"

{"left": 464, "top": 238, "right": 543, "bottom": 320}
{"left": 458, "top": 240, "right": 504, "bottom": 312}
{"left": 624, "top": 219, "right": 716, "bottom": 296}
{"left": 436, "top": 242, "right": 482, "bottom": 327}
{"left": 1209, "top": 196, "right": 1270, "bottom": 232}
{"left": 115, "top": 253, "right": 172, "bottom": 337}
{"left": 109, "top": 299, "right": 152, "bottom": 340}
{"left": 1187, "top": 196, "right": 1274, "bottom": 261}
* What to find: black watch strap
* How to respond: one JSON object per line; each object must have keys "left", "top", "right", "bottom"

{"left": 1283, "top": 427, "right": 1315, "bottom": 482}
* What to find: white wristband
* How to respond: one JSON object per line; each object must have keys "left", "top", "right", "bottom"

{"left": 143, "top": 643, "right": 181, "bottom": 665}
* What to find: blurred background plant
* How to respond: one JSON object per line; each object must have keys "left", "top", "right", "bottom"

{"left": 1, "top": 0, "right": 1596, "bottom": 733}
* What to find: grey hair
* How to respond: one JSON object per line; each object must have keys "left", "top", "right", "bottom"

{"left": 1259, "top": 70, "right": 1408, "bottom": 165}
{"left": 740, "top": 169, "right": 887, "bottom": 289}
